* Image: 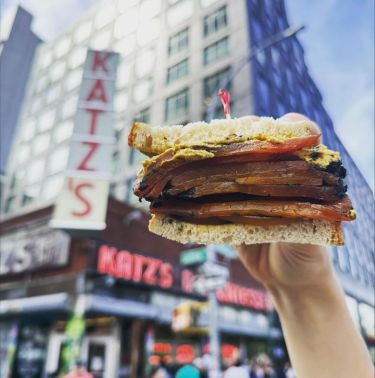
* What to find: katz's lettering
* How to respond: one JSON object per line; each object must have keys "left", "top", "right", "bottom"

{"left": 85, "top": 79, "right": 108, "bottom": 103}
{"left": 68, "top": 179, "right": 93, "bottom": 217}
{"left": 91, "top": 51, "right": 111, "bottom": 73}
{"left": 85, "top": 108, "right": 104, "bottom": 134}
{"left": 97, "top": 245, "right": 174, "bottom": 289}
{"left": 76, "top": 142, "right": 99, "bottom": 171}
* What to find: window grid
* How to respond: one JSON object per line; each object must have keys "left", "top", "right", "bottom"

{"left": 204, "top": 6, "right": 227, "bottom": 37}
{"left": 168, "top": 28, "right": 189, "bottom": 56}
{"left": 203, "top": 36, "right": 229, "bottom": 65}
{"left": 165, "top": 88, "right": 189, "bottom": 121}
{"left": 167, "top": 59, "right": 189, "bottom": 84}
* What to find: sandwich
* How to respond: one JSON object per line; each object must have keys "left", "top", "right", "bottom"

{"left": 128, "top": 115, "right": 356, "bottom": 246}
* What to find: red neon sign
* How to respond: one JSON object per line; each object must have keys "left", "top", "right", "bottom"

{"left": 153, "top": 343, "right": 173, "bottom": 354}
{"left": 97, "top": 245, "right": 174, "bottom": 289}
{"left": 176, "top": 344, "right": 195, "bottom": 364}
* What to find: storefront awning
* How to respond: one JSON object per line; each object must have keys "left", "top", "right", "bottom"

{"left": 219, "top": 321, "right": 281, "bottom": 339}
{"left": 85, "top": 294, "right": 159, "bottom": 320}
{"left": 0, "top": 293, "right": 70, "bottom": 315}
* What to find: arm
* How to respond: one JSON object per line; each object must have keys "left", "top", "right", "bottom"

{"left": 237, "top": 243, "right": 373, "bottom": 378}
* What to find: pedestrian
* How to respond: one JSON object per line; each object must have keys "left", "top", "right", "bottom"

{"left": 175, "top": 364, "right": 200, "bottom": 378}
{"left": 63, "top": 360, "right": 93, "bottom": 378}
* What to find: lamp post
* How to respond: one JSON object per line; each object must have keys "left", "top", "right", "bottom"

{"left": 206, "top": 26, "right": 305, "bottom": 121}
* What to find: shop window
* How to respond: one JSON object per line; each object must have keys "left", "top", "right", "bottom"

{"left": 133, "top": 78, "right": 153, "bottom": 103}
{"left": 168, "top": 27, "right": 189, "bottom": 56}
{"left": 135, "top": 50, "right": 155, "bottom": 78}
{"left": 203, "top": 6, "right": 227, "bottom": 37}
{"left": 165, "top": 88, "right": 189, "bottom": 121}
{"left": 167, "top": 0, "right": 193, "bottom": 28}
{"left": 203, "top": 36, "right": 229, "bottom": 66}
{"left": 137, "top": 18, "right": 160, "bottom": 46}
{"left": 75, "top": 20, "right": 92, "bottom": 43}
{"left": 167, "top": 59, "right": 189, "bottom": 84}
{"left": 114, "top": 9, "right": 139, "bottom": 39}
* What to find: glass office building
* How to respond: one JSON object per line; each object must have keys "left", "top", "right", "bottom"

{"left": 1, "top": 0, "right": 373, "bottom": 346}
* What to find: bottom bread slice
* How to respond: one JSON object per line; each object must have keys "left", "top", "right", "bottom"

{"left": 149, "top": 215, "right": 344, "bottom": 246}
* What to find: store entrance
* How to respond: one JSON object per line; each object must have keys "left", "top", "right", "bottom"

{"left": 46, "top": 333, "right": 117, "bottom": 378}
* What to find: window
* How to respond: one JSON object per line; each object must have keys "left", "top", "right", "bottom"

{"left": 167, "top": 59, "right": 188, "bottom": 84}
{"left": 21, "top": 119, "right": 36, "bottom": 142}
{"left": 22, "top": 185, "right": 40, "bottom": 206}
{"left": 140, "top": 0, "right": 161, "bottom": 20}
{"left": 114, "top": 34, "right": 136, "bottom": 56}
{"left": 91, "top": 28, "right": 111, "bottom": 50}
{"left": 137, "top": 18, "right": 160, "bottom": 46}
{"left": 60, "top": 95, "right": 78, "bottom": 119}
{"left": 118, "top": 0, "right": 138, "bottom": 13}
{"left": 75, "top": 21, "right": 92, "bottom": 43}
{"left": 48, "top": 146, "right": 69, "bottom": 174}
{"left": 40, "top": 49, "right": 52, "bottom": 69}
{"left": 203, "top": 36, "right": 229, "bottom": 65}
{"left": 32, "top": 133, "right": 50, "bottom": 155}
{"left": 42, "top": 174, "right": 64, "bottom": 200}
{"left": 135, "top": 50, "right": 155, "bottom": 77}
{"left": 46, "top": 84, "right": 61, "bottom": 105}
{"left": 54, "top": 121, "right": 74, "bottom": 143}
{"left": 167, "top": 0, "right": 193, "bottom": 28}
{"left": 165, "top": 88, "right": 189, "bottom": 120}
{"left": 50, "top": 61, "right": 66, "bottom": 82}
{"left": 204, "top": 6, "right": 227, "bottom": 37}
{"left": 65, "top": 69, "right": 83, "bottom": 92}
{"left": 55, "top": 37, "right": 70, "bottom": 58}
{"left": 117, "top": 62, "right": 132, "bottom": 88}
{"left": 69, "top": 46, "right": 87, "bottom": 69}
{"left": 17, "top": 144, "right": 31, "bottom": 164}
{"left": 26, "top": 158, "right": 45, "bottom": 184}
{"left": 203, "top": 67, "right": 230, "bottom": 99}
{"left": 95, "top": 4, "right": 115, "bottom": 29}
{"left": 38, "top": 109, "right": 56, "bottom": 132}
{"left": 200, "top": 0, "right": 220, "bottom": 8}
{"left": 134, "top": 107, "right": 151, "bottom": 123}
{"left": 114, "top": 9, "right": 139, "bottom": 38}
{"left": 4, "top": 196, "right": 16, "bottom": 213}
{"left": 133, "top": 78, "right": 153, "bottom": 103}
{"left": 168, "top": 27, "right": 189, "bottom": 56}
{"left": 35, "top": 75, "right": 49, "bottom": 93}
{"left": 114, "top": 90, "right": 129, "bottom": 113}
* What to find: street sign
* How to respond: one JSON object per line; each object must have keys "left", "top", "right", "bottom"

{"left": 193, "top": 274, "right": 228, "bottom": 294}
{"left": 180, "top": 248, "right": 207, "bottom": 266}
{"left": 198, "top": 261, "right": 230, "bottom": 279}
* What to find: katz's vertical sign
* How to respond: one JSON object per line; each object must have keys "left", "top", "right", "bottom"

{"left": 50, "top": 50, "right": 119, "bottom": 230}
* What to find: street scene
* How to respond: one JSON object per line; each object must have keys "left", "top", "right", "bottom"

{"left": 0, "top": 0, "right": 374, "bottom": 377}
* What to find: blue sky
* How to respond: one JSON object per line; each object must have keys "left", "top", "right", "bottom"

{"left": 1, "top": 0, "right": 374, "bottom": 188}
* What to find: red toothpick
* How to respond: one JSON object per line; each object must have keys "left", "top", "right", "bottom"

{"left": 218, "top": 89, "right": 231, "bottom": 119}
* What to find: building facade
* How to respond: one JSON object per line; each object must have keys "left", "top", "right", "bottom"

{"left": 0, "top": 0, "right": 374, "bottom": 369}
{"left": 0, "top": 6, "right": 41, "bottom": 174}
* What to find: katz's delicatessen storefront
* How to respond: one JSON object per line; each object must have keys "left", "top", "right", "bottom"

{"left": 0, "top": 199, "right": 281, "bottom": 378}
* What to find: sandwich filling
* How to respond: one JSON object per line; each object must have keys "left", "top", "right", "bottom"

{"left": 131, "top": 125, "right": 356, "bottom": 226}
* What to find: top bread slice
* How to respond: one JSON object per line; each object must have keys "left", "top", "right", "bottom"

{"left": 128, "top": 116, "right": 319, "bottom": 156}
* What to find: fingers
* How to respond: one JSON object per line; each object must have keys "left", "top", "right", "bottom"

{"left": 280, "top": 112, "right": 321, "bottom": 137}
